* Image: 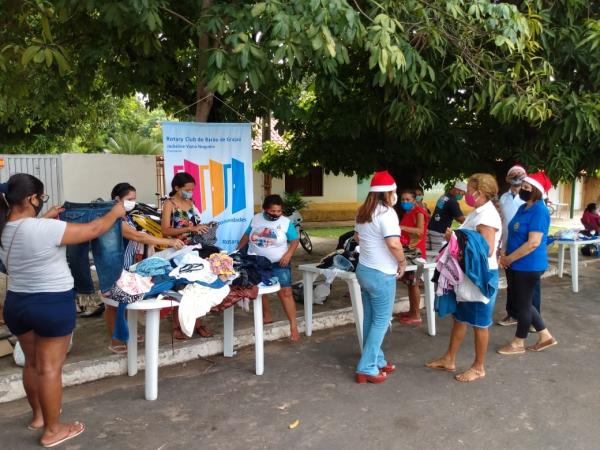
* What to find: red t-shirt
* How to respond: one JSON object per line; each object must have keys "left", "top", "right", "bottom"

{"left": 582, "top": 211, "right": 600, "bottom": 230}
{"left": 400, "top": 205, "right": 429, "bottom": 258}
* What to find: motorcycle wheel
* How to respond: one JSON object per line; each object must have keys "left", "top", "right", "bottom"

{"left": 299, "top": 229, "right": 313, "bottom": 253}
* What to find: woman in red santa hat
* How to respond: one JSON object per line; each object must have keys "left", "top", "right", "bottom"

{"left": 354, "top": 171, "right": 407, "bottom": 384}
{"left": 498, "top": 171, "right": 557, "bottom": 354}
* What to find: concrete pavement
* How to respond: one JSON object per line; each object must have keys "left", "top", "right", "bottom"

{"left": 1, "top": 262, "right": 599, "bottom": 450}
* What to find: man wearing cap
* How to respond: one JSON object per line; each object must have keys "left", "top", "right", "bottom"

{"left": 497, "top": 165, "right": 527, "bottom": 326}
{"left": 426, "top": 181, "right": 466, "bottom": 255}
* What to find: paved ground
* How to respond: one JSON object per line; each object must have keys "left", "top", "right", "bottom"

{"left": 1, "top": 261, "right": 599, "bottom": 450}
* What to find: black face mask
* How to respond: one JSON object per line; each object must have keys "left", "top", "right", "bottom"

{"left": 519, "top": 190, "right": 533, "bottom": 202}
{"left": 30, "top": 200, "right": 43, "bottom": 216}
{"left": 263, "top": 212, "right": 280, "bottom": 221}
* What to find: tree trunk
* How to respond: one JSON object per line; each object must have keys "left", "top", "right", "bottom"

{"left": 194, "top": 0, "right": 213, "bottom": 122}
{"left": 262, "top": 112, "right": 272, "bottom": 197}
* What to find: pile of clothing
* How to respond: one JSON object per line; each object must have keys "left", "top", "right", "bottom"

{"left": 111, "top": 246, "right": 275, "bottom": 340}
{"left": 432, "top": 229, "right": 497, "bottom": 317}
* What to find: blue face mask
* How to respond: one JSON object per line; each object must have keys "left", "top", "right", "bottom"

{"left": 455, "top": 194, "right": 464, "bottom": 201}
{"left": 181, "top": 191, "right": 193, "bottom": 200}
{"left": 416, "top": 195, "right": 424, "bottom": 202}
{"left": 400, "top": 201, "right": 414, "bottom": 211}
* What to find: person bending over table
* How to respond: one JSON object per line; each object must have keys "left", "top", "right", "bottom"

{"left": 105, "top": 182, "right": 184, "bottom": 354}
{"left": 237, "top": 194, "right": 300, "bottom": 342}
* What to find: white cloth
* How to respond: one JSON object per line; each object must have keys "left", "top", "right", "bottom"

{"left": 0, "top": 218, "right": 73, "bottom": 292}
{"left": 499, "top": 190, "right": 525, "bottom": 249}
{"left": 178, "top": 284, "right": 230, "bottom": 337}
{"left": 247, "top": 214, "right": 293, "bottom": 263}
{"left": 455, "top": 276, "right": 489, "bottom": 304}
{"left": 459, "top": 200, "right": 502, "bottom": 270}
{"left": 354, "top": 205, "right": 401, "bottom": 275}
{"left": 169, "top": 253, "right": 217, "bottom": 284}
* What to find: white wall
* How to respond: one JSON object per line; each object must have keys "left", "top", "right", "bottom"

{"left": 60, "top": 154, "right": 158, "bottom": 204}
{"left": 269, "top": 173, "right": 358, "bottom": 204}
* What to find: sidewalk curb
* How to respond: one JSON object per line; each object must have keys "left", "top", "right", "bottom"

{"left": 0, "top": 264, "right": 561, "bottom": 404}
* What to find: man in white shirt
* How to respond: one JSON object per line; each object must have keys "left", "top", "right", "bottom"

{"left": 498, "top": 165, "right": 526, "bottom": 327}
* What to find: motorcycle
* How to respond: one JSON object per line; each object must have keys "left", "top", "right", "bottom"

{"left": 287, "top": 209, "right": 313, "bottom": 253}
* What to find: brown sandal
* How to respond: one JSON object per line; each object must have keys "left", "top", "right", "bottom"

{"left": 527, "top": 338, "right": 558, "bottom": 352}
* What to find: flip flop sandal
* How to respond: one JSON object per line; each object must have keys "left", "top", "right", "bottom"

{"left": 107, "top": 345, "right": 127, "bottom": 354}
{"left": 399, "top": 316, "right": 422, "bottom": 325}
{"left": 425, "top": 362, "right": 456, "bottom": 372}
{"left": 527, "top": 338, "right": 558, "bottom": 352}
{"left": 195, "top": 326, "right": 214, "bottom": 338}
{"left": 41, "top": 421, "right": 85, "bottom": 448}
{"left": 455, "top": 368, "right": 486, "bottom": 383}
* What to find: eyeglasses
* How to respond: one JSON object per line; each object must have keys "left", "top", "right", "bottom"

{"left": 39, "top": 194, "right": 49, "bottom": 203}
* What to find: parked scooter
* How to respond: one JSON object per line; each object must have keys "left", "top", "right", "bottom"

{"left": 287, "top": 209, "right": 312, "bottom": 253}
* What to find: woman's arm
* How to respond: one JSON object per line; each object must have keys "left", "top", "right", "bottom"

{"left": 121, "top": 222, "right": 184, "bottom": 249}
{"left": 385, "top": 236, "right": 407, "bottom": 277}
{"left": 279, "top": 239, "right": 299, "bottom": 267}
{"left": 61, "top": 204, "right": 125, "bottom": 245}
{"left": 476, "top": 224, "right": 497, "bottom": 257}
{"left": 500, "top": 231, "right": 543, "bottom": 267}
{"left": 400, "top": 212, "right": 425, "bottom": 236}
{"left": 237, "top": 233, "right": 250, "bottom": 251}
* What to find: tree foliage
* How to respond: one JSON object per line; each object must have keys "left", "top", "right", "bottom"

{"left": 1, "top": 0, "right": 599, "bottom": 184}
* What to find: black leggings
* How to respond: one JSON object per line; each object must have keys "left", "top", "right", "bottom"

{"left": 505, "top": 269, "right": 545, "bottom": 339}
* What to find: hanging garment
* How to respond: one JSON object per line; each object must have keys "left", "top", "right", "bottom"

{"left": 60, "top": 201, "right": 124, "bottom": 294}
{"left": 455, "top": 229, "right": 497, "bottom": 302}
{"left": 178, "top": 284, "right": 230, "bottom": 337}
{"left": 210, "top": 285, "right": 259, "bottom": 313}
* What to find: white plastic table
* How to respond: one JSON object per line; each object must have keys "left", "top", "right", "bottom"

{"left": 298, "top": 259, "right": 437, "bottom": 351}
{"left": 103, "top": 283, "right": 280, "bottom": 401}
{"left": 556, "top": 238, "right": 600, "bottom": 293}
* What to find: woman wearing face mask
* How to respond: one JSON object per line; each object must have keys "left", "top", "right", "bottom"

{"left": 161, "top": 172, "right": 212, "bottom": 339}
{"left": 498, "top": 172, "right": 557, "bottom": 355}
{"left": 0, "top": 173, "right": 125, "bottom": 447}
{"left": 105, "top": 183, "right": 185, "bottom": 353}
{"left": 415, "top": 187, "right": 431, "bottom": 216}
{"left": 353, "top": 171, "right": 406, "bottom": 384}
{"left": 397, "top": 189, "right": 428, "bottom": 325}
{"left": 237, "top": 194, "right": 300, "bottom": 341}
{"left": 426, "top": 173, "right": 501, "bottom": 382}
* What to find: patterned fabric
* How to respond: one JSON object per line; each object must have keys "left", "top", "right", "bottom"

{"left": 168, "top": 199, "right": 202, "bottom": 245}
{"left": 208, "top": 253, "right": 235, "bottom": 277}
{"left": 116, "top": 270, "right": 154, "bottom": 296}
{"left": 111, "top": 285, "right": 144, "bottom": 304}
{"left": 123, "top": 216, "right": 140, "bottom": 270}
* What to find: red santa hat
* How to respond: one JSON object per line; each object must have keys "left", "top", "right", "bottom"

{"left": 523, "top": 171, "right": 552, "bottom": 195}
{"left": 369, "top": 171, "right": 397, "bottom": 192}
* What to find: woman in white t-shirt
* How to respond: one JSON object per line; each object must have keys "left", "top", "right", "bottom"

{"left": 353, "top": 171, "right": 406, "bottom": 384}
{"left": 0, "top": 174, "right": 125, "bottom": 448}
{"left": 426, "top": 173, "right": 501, "bottom": 383}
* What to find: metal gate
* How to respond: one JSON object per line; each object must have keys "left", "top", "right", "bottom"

{"left": 0, "top": 155, "right": 63, "bottom": 214}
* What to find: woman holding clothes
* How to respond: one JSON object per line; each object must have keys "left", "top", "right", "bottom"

{"left": 498, "top": 172, "right": 557, "bottom": 354}
{"left": 0, "top": 173, "right": 125, "bottom": 447}
{"left": 354, "top": 171, "right": 407, "bottom": 384}
{"left": 161, "top": 172, "right": 213, "bottom": 340}
{"left": 427, "top": 173, "right": 501, "bottom": 382}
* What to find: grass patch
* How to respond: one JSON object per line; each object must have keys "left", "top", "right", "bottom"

{"left": 305, "top": 226, "right": 353, "bottom": 239}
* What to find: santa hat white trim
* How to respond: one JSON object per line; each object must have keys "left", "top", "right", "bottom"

{"left": 369, "top": 183, "right": 397, "bottom": 193}
{"left": 523, "top": 176, "right": 544, "bottom": 194}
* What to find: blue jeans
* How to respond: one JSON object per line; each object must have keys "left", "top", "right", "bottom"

{"left": 60, "top": 202, "right": 124, "bottom": 293}
{"left": 355, "top": 263, "right": 397, "bottom": 376}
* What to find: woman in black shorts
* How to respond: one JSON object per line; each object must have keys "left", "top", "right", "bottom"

{"left": 0, "top": 174, "right": 125, "bottom": 448}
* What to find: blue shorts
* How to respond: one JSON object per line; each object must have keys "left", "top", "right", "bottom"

{"left": 3, "top": 290, "right": 77, "bottom": 337}
{"left": 271, "top": 263, "right": 292, "bottom": 288}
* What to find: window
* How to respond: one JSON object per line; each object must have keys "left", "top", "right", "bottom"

{"left": 285, "top": 166, "right": 323, "bottom": 196}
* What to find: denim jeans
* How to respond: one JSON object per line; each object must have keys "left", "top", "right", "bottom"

{"left": 60, "top": 201, "right": 124, "bottom": 293}
{"left": 355, "top": 263, "right": 397, "bottom": 376}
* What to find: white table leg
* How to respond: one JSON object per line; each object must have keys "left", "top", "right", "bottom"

{"left": 347, "top": 278, "right": 364, "bottom": 351}
{"left": 570, "top": 244, "right": 579, "bottom": 293}
{"left": 422, "top": 267, "right": 436, "bottom": 336}
{"left": 302, "top": 271, "right": 316, "bottom": 337}
{"left": 127, "top": 309, "right": 138, "bottom": 377}
{"left": 223, "top": 307, "right": 235, "bottom": 357}
{"left": 144, "top": 309, "right": 160, "bottom": 401}
{"left": 558, "top": 244, "right": 565, "bottom": 278}
{"left": 254, "top": 295, "right": 264, "bottom": 376}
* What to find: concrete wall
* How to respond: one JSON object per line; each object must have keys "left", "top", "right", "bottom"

{"left": 60, "top": 154, "right": 158, "bottom": 204}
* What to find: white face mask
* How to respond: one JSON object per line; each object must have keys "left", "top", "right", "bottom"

{"left": 391, "top": 193, "right": 398, "bottom": 206}
{"left": 123, "top": 200, "right": 136, "bottom": 212}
